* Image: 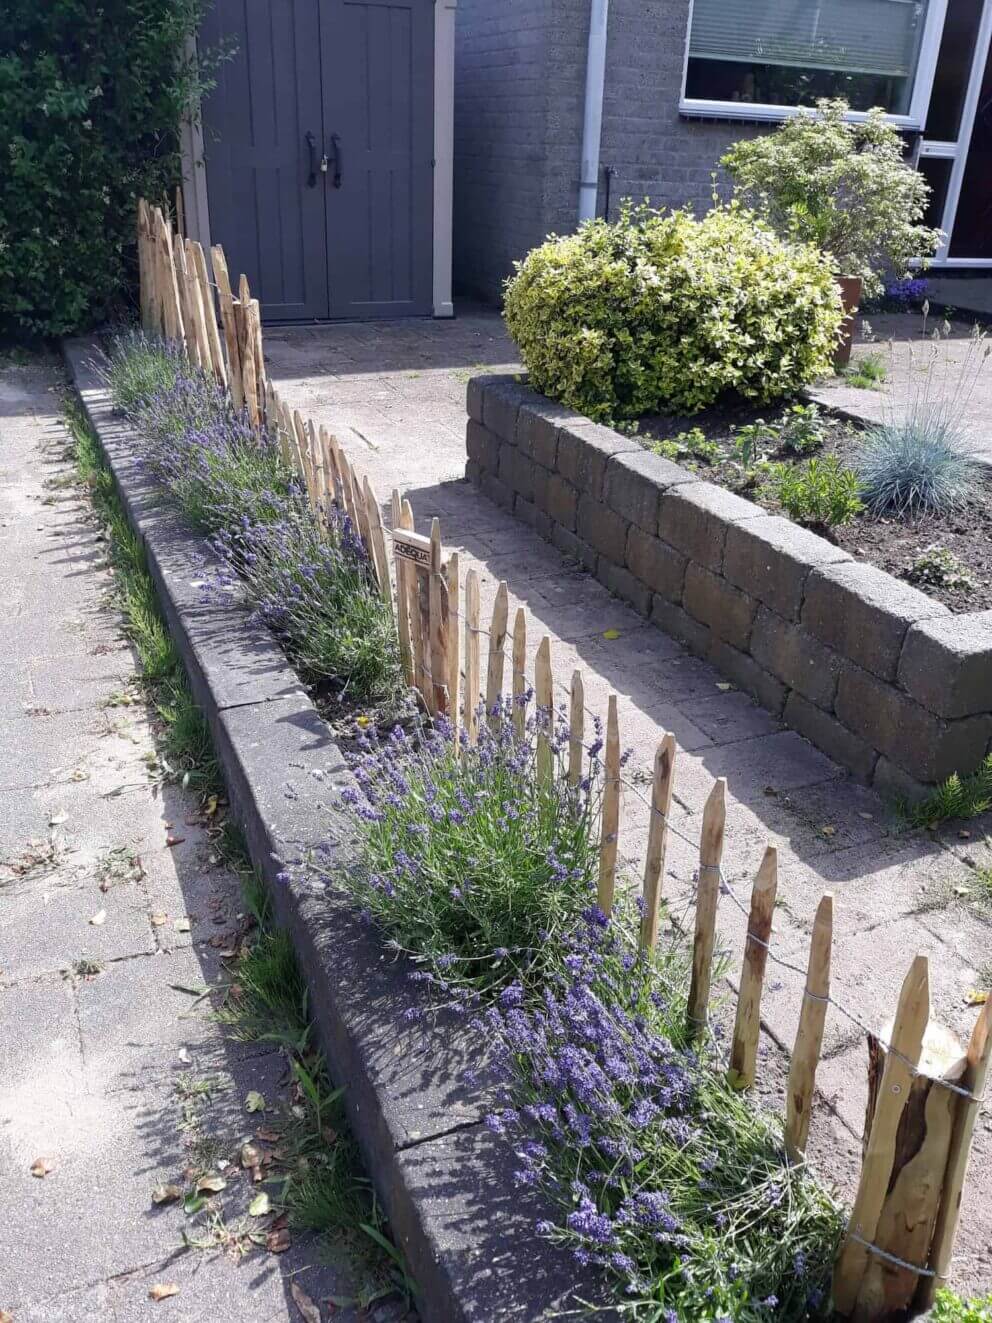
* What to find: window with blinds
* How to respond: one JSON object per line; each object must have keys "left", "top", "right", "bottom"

{"left": 684, "top": 0, "right": 932, "bottom": 115}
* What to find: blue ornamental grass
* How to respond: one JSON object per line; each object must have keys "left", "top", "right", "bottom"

{"left": 855, "top": 408, "right": 979, "bottom": 519}
{"left": 104, "top": 331, "right": 401, "bottom": 702}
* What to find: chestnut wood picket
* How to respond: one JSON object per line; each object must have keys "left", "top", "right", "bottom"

{"left": 137, "top": 200, "right": 988, "bottom": 1323}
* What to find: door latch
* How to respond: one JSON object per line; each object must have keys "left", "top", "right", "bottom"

{"left": 320, "top": 155, "right": 328, "bottom": 174}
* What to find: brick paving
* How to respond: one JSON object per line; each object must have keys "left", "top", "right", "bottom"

{"left": 265, "top": 307, "right": 992, "bottom": 1298}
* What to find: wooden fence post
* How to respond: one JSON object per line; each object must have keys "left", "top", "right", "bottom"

{"left": 464, "top": 568, "right": 481, "bottom": 745}
{"left": 785, "top": 892, "right": 833, "bottom": 1160}
{"left": 597, "top": 694, "right": 620, "bottom": 918}
{"left": 156, "top": 208, "right": 184, "bottom": 346}
{"left": 391, "top": 490, "right": 414, "bottom": 687}
{"left": 568, "top": 670, "right": 584, "bottom": 787}
{"left": 512, "top": 608, "right": 526, "bottom": 741}
{"left": 535, "top": 637, "right": 553, "bottom": 784}
{"left": 640, "top": 734, "right": 676, "bottom": 952}
{"left": 190, "top": 241, "right": 227, "bottom": 387}
{"left": 833, "top": 955, "right": 931, "bottom": 1317}
{"left": 362, "top": 476, "right": 393, "bottom": 610}
{"left": 921, "top": 997, "right": 992, "bottom": 1308}
{"left": 137, "top": 200, "right": 153, "bottom": 331}
{"left": 687, "top": 777, "right": 727, "bottom": 1036}
{"left": 211, "top": 245, "right": 243, "bottom": 411}
{"left": 446, "top": 552, "right": 460, "bottom": 741}
{"left": 428, "top": 519, "right": 449, "bottom": 717}
{"left": 486, "top": 581, "right": 508, "bottom": 722}
{"left": 728, "top": 846, "right": 778, "bottom": 1090}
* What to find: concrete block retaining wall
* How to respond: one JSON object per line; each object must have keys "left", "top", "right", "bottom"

{"left": 466, "top": 376, "right": 992, "bottom": 797}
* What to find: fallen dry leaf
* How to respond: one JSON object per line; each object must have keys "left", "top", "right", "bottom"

{"left": 290, "top": 1281, "right": 321, "bottom": 1323}
{"left": 49, "top": 809, "right": 69, "bottom": 826}
{"left": 151, "top": 1183, "right": 183, "bottom": 1205}
{"left": 1, "top": 1307, "right": 14, "bottom": 1322}
{"left": 174, "top": 918, "right": 191, "bottom": 933}
{"left": 177, "top": 1047, "right": 191, "bottom": 1065}
{"left": 966, "top": 989, "right": 989, "bottom": 1006}
{"left": 196, "top": 1174, "right": 227, "bottom": 1194}
{"left": 266, "top": 1227, "right": 291, "bottom": 1253}
{"left": 148, "top": 1283, "right": 180, "bottom": 1302}
{"left": 602, "top": 628, "right": 620, "bottom": 640}
{"left": 30, "top": 1157, "right": 54, "bottom": 1178}
{"left": 150, "top": 912, "right": 168, "bottom": 927}
{"left": 241, "top": 1143, "right": 261, "bottom": 1169}
{"left": 255, "top": 1125, "right": 281, "bottom": 1143}
{"left": 165, "top": 836, "right": 186, "bottom": 848}
{"left": 89, "top": 909, "right": 107, "bottom": 926}
{"left": 245, "top": 1090, "right": 266, "bottom": 1113}
{"left": 820, "top": 825, "right": 837, "bottom": 838}
{"left": 248, "top": 1191, "right": 271, "bottom": 1217}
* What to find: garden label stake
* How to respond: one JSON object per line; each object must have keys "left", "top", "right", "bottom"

{"left": 833, "top": 955, "right": 931, "bottom": 1315}
{"left": 639, "top": 733, "right": 676, "bottom": 952}
{"left": 485, "top": 582, "right": 509, "bottom": 722}
{"left": 597, "top": 694, "right": 620, "bottom": 917}
{"left": 785, "top": 892, "right": 833, "bottom": 1160}
{"left": 511, "top": 608, "right": 526, "bottom": 741}
{"left": 535, "top": 637, "right": 553, "bottom": 785}
{"left": 728, "top": 845, "right": 778, "bottom": 1092}
{"left": 568, "top": 669, "right": 584, "bottom": 787}
{"left": 687, "top": 777, "right": 727, "bottom": 1036}
{"left": 464, "top": 568, "right": 480, "bottom": 746}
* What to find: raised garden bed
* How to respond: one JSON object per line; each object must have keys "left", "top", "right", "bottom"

{"left": 465, "top": 375, "right": 992, "bottom": 800}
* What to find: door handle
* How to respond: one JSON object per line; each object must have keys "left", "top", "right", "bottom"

{"left": 329, "top": 133, "right": 342, "bottom": 188}
{"left": 305, "top": 131, "right": 318, "bottom": 188}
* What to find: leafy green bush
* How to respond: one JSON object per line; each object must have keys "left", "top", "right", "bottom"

{"left": 933, "top": 1289, "right": 992, "bottom": 1323}
{"left": 721, "top": 99, "right": 941, "bottom": 300}
{"left": 0, "top": 1, "right": 210, "bottom": 337}
{"left": 503, "top": 203, "right": 843, "bottom": 421}
{"left": 770, "top": 455, "right": 863, "bottom": 529}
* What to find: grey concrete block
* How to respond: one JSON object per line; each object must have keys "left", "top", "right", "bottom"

{"left": 836, "top": 664, "right": 992, "bottom": 783}
{"left": 625, "top": 526, "right": 687, "bottom": 601}
{"left": 466, "top": 375, "right": 485, "bottom": 423}
{"left": 898, "top": 610, "right": 992, "bottom": 718}
{"left": 466, "top": 418, "right": 501, "bottom": 475}
{"left": 577, "top": 494, "right": 630, "bottom": 563}
{"left": 557, "top": 420, "right": 640, "bottom": 499}
{"left": 651, "top": 594, "right": 711, "bottom": 658}
{"left": 802, "top": 562, "right": 948, "bottom": 681}
{"left": 658, "top": 482, "right": 764, "bottom": 573}
{"left": 603, "top": 448, "right": 696, "bottom": 533}
{"left": 723, "top": 515, "right": 851, "bottom": 621}
{"left": 708, "top": 639, "right": 788, "bottom": 716}
{"left": 785, "top": 690, "right": 879, "bottom": 782}
{"left": 750, "top": 607, "right": 844, "bottom": 710}
{"left": 465, "top": 458, "right": 482, "bottom": 487}
{"left": 480, "top": 376, "right": 531, "bottom": 440}
{"left": 499, "top": 442, "right": 546, "bottom": 506}
{"left": 872, "top": 756, "right": 931, "bottom": 806}
{"left": 544, "top": 472, "right": 579, "bottom": 530}
{"left": 514, "top": 494, "right": 554, "bottom": 541}
{"left": 516, "top": 396, "right": 584, "bottom": 469}
{"left": 597, "top": 559, "right": 652, "bottom": 617}
{"left": 481, "top": 470, "right": 515, "bottom": 511}
{"left": 683, "top": 563, "right": 757, "bottom": 650}
{"left": 551, "top": 521, "right": 598, "bottom": 572}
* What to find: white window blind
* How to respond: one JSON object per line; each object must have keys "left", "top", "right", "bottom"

{"left": 688, "top": 0, "right": 929, "bottom": 78}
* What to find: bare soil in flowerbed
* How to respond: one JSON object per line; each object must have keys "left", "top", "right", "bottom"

{"left": 636, "top": 399, "right": 992, "bottom": 614}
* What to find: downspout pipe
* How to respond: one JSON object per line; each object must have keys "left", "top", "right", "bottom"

{"left": 578, "top": 0, "right": 609, "bottom": 223}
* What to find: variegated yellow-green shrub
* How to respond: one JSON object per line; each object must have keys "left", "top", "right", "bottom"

{"left": 503, "top": 203, "right": 843, "bottom": 421}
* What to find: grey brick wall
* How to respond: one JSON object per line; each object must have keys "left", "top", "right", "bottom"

{"left": 453, "top": 0, "right": 768, "bottom": 302}
{"left": 466, "top": 376, "right": 992, "bottom": 798}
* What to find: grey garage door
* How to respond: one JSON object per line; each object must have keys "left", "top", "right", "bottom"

{"left": 199, "top": 0, "right": 435, "bottom": 322}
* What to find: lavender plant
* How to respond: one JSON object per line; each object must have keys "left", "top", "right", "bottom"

{"left": 482, "top": 911, "right": 844, "bottom": 1322}
{"left": 335, "top": 698, "right": 608, "bottom": 996}
{"left": 105, "top": 332, "right": 401, "bottom": 701}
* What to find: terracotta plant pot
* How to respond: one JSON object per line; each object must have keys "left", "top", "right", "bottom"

{"left": 833, "top": 275, "right": 862, "bottom": 369}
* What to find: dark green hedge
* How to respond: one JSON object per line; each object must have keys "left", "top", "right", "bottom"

{"left": 0, "top": 0, "right": 206, "bottom": 338}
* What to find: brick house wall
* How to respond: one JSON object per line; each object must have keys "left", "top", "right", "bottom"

{"left": 453, "top": 0, "right": 764, "bottom": 303}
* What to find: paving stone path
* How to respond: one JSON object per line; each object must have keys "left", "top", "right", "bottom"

{"left": 0, "top": 356, "right": 399, "bottom": 1322}
{"left": 266, "top": 306, "right": 992, "bottom": 1298}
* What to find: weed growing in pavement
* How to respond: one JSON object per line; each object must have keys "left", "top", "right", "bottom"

{"left": 333, "top": 698, "right": 610, "bottom": 999}
{"left": 905, "top": 755, "right": 992, "bottom": 827}
{"left": 842, "top": 351, "right": 887, "bottom": 391}
{"left": 103, "top": 332, "right": 401, "bottom": 703}
{"left": 480, "top": 906, "right": 843, "bottom": 1321}
{"left": 68, "top": 399, "right": 219, "bottom": 793}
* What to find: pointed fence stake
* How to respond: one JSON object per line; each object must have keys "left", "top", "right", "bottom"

{"left": 428, "top": 519, "right": 449, "bottom": 716}
{"left": 363, "top": 475, "right": 393, "bottom": 610}
{"left": 211, "top": 245, "right": 243, "bottom": 409}
{"left": 728, "top": 846, "right": 778, "bottom": 1090}
{"left": 568, "top": 670, "right": 584, "bottom": 787}
{"left": 535, "top": 637, "right": 553, "bottom": 785}
{"left": 391, "top": 490, "right": 414, "bottom": 687}
{"left": 485, "top": 582, "right": 509, "bottom": 723}
{"left": 785, "top": 892, "right": 833, "bottom": 1158}
{"left": 512, "top": 608, "right": 526, "bottom": 741}
{"left": 446, "top": 552, "right": 460, "bottom": 741}
{"left": 687, "top": 778, "right": 727, "bottom": 1037}
{"left": 640, "top": 733, "right": 676, "bottom": 951}
{"left": 833, "top": 955, "right": 932, "bottom": 1317}
{"left": 464, "top": 568, "right": 481, "bottom": 745}
{"left": 597, "top": 694, "right": 620, "bottom": 917}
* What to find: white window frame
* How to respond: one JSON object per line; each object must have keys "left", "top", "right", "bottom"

{"left": 678, "top": 0, "right": 949, "bottom": 130}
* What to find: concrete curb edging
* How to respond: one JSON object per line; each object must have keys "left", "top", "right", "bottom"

{"left": 64, "top": 339, "right": 615, "bottom": 1323}
{"left": 466, "top": 375, "right": 992, "bottom": 801}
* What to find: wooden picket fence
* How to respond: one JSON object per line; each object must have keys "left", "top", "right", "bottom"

{"left": 135, "top": 198, "right": 990, "bottom": 1320}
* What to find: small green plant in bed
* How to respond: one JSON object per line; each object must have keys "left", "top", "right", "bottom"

{"left": 778, "top": 402, "right": 830, "bottom": 455}
{"left": 732, "top": 420, "right": 776, "bottom": 471}
{"left": 906, "top": 544, "right": 976, "bottom": 594}
{"left": 334, "top": 698, "right": 607, "bottom": 997}
{"left": 651, "top": 427, "right": 720, "bottom": 467}
{"left": 933, "top": 1289, "right": 992, "bottom": 1322}
{"left": 843, "top": 352, "right": 887, "bottom": 391}
{"left": 905, "top": 755, "right": 992, "bottom": 828}
{"left": 769, "top": 455, "right": 863, "bottom": 530}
